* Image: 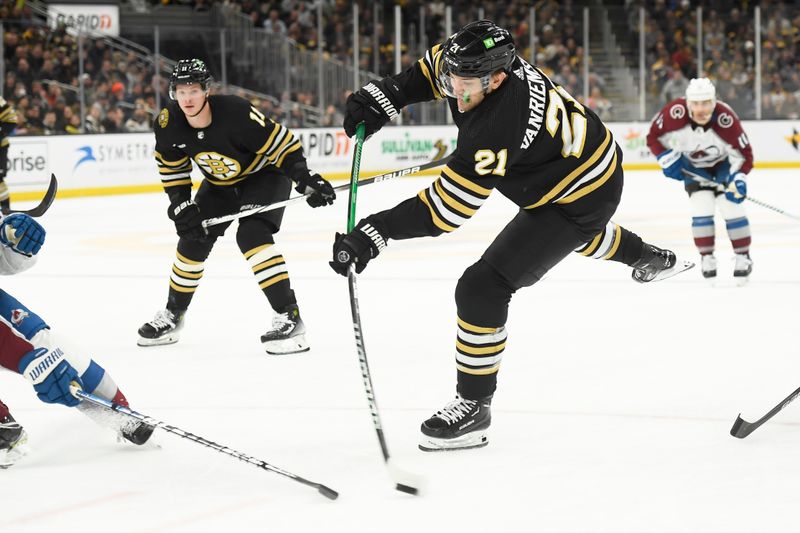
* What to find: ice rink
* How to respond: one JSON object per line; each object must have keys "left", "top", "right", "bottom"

{"left": 3, "top": 167, "right": 800, "bottom": 533}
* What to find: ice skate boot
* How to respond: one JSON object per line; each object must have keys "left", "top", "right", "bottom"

{"left": 419, "top": 394, "right": 492, "bottom": 451}
{"left": 261, "top": 304, "right": 309, "bottom": 355}
{"left": 137, "top": 309, "right": 184, "bottom": 346}
{"left": 631, "top": 244, "right": 694, "bottom": 283}
{"left": 700, "top": 254, "right": 717, "bottom": 280}
{"left": 0, "top": 415, "right": 29, "bottom": 468}
{"left": 733, "top": 253, "right": 753, "bottom": 286}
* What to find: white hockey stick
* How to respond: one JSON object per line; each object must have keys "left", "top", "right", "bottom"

{"left": 201, "top": 155, "right": 452, "bottom": 229}
{"left": 71, "top": 386, "right": 339, "bottom": 500}
{"left": 682, "top": 169, "right": 800, "bottom": 221}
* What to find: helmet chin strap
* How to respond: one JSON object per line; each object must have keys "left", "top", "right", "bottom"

{"left": 186, "top": 96, "right": 208, "bottom": 118}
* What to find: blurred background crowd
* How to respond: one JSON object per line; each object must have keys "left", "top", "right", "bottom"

{"left": 1, "top": 0, "right": 796, "bottom": 136}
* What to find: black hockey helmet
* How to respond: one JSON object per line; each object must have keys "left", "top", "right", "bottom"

{"left": 438, "top": 20, "right": 516, "bottom": 98}
{"left": 168, "top": 58, "right": 213, "bottom": 100}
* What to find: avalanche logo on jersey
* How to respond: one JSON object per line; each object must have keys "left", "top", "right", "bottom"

{"left": 689, "top": 145, "right": 722, "bottom": 165}
{"left": 11, "top": 309, "right": 29, "bottom": 325}
{"left": 669, "top": 105, "right": 686, "bottom": 120}
{"left": 194, "top": 152, "right": 241, "bottom": 180}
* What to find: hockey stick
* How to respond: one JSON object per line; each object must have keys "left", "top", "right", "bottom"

{"left": 202, "top": 156, "right": 452, "bottom": 229}
{"left": 71, "top": 386, "right": 339, "bottom": 500}
{"left": 682, "top": 169, "right": 800, "bottom": 221}
{"left": 345, "top": 123, "right": 422, "bottom": 496}
{"left": 6, "top": 173, "right": 58, "bottom": 217}
{"left": 730, "top": 385, "right": 800, "bottom": 439}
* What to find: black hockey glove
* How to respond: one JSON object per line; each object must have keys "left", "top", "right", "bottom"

{"left": 294, "top": 170, "right": 336, "bottom": 208}
{"left": 343, "top": 79, "right": 405, "bottom": 138}
{"left": 168, "top": 200, "right": 207, "bottom": 241}
{"left": 329, "top": 217, "right": 388, "bottom": 276}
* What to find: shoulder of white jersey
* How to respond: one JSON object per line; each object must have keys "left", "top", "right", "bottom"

{"left": 713, "top": 100, "right": 741, "bottom": 129}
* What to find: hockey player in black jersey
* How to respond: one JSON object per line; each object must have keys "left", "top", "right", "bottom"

{"left": 331, "top": 21, "right": 693, "bottom": 451}
{"left": 138, "top": 59, "right": 335, "bottom": 354}
{"left": 0, "top": 97, "right": 17, "bottom": 214}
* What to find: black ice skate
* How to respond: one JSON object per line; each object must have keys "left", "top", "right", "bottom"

{"left": 261, "top": 304, "right": 309, "bottom": 355}
{"left": 419, "top": 394, "right": 492, "bottom": 452}
{"left": 0, "top": 415, "right": 29, "bottom": 468}
{"left": 733, "top": 253, "right": 753, "bottom": 286}
{"left": 120, "top": 421, "right": 156, "bottom": 446}
{"left": 631, "top": 244, "right": 694, "bottom": 283}
{"left": 137, "top": 309, "right": 185, "bottom": 346}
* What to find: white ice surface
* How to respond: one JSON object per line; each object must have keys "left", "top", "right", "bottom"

{"left": 2, "top": 169, "right": 800, "bottom": 533}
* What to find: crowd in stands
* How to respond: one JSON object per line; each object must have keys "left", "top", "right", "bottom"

{"left": 3, "top": 0, "right": 799, "bottom": 138}
{"left": 632, "top": 0, "right": 800, "bottom": 119}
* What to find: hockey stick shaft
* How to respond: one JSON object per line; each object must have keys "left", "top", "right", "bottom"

{"left": 72, "top": 387, "right": 338, "bottom": 500}
{"left": 730, "top": 385, "right": 800, "bottom": 439}
{"left": 7, "top": 173, "right": 58, "bottom": 217}
{"left": 202, "top": 155, "right": 452, "bottom": 228}
{"left": 682, "top": 170, "right": 800, "bottom": 221}
{"left": 346, "top": 124, "right": 418, "bottom": 495}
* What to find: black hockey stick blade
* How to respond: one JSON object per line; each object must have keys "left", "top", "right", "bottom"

{"left": 730, "top": 385, "right": 800, "bottom": 439}
{"left": 317, "top": 485, "right": 339, "bottom": 500}
{"left": 7, "top": 173, "right": 58, "bottom": 217}
{"left": 730, "top": 414, "right": 754, "bottom": 439}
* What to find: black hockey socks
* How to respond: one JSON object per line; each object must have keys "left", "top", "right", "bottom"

{"left": 575, "top": 221, "right": 644, "bottom": 266}
{"left": 454, "top": 260, "right": 513, "bottom": 399}
{"left": 236, "top": 220, "right": 295, "bottom": 312}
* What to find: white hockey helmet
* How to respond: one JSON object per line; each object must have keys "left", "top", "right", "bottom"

{"left": 685, "top": 77, "right": 716, "bottom": 104}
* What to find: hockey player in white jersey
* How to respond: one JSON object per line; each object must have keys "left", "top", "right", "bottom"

{"left": 0, "top": 213, "right": 153, "bottom": 468}
{"left": 647, "top": 78, "right": 754, "bottom": 283}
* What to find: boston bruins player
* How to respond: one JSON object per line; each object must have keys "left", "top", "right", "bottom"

{"left": 0, "top": 97, "right": 17, "bottom": 214}
{"left": 139, "top": 59, "right": 335, "bottom": 354}
{"left": 331, "top": 21, "right": 692, "bottom": 451}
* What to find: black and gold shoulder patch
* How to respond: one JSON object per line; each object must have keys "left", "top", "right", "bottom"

{"left": 158, "top": 108, "right": 169, "bottom": 128}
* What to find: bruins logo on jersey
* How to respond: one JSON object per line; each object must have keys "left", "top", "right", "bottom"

{"left": 194, "top": 151, "right": 241, "bottom": 179}
{"left": 158, "top": 108, "right": 169, "bottom": 128}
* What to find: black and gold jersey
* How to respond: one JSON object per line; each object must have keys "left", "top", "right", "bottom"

{"left": 0, "top": 97, "right": 17, "bottom": 147}
{"left": 377, "top": 45, "right": 619, "bottom": 239}
{"left": 153, "top": 95, "right": 305, "bottom": 201}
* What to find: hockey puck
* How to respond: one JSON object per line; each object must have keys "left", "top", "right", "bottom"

{"left": 395, "top": 483, "right": 419, "bottom": 495}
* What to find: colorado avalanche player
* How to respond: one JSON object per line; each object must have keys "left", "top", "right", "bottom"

{"left": 0, "top": 213, "right": 153, "bottom": 468}
{"left": 647, "top": 77, "right": 754, "bottom": 283}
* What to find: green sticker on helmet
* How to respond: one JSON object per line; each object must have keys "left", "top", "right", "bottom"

{"left": 483, "top": 37, "right": 495, "bottom": 49}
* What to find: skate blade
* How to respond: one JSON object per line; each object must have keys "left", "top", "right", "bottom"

{"left": 137, "top": 334, "right": 180, "bottom": 347}
{"left": 649, "top": 260, "right": 695, "bottom": 282}
{"left": 734, "top": 276, "right": 750, "bottom": 287}
{"left": 263, "top": 334, "right": 310, "bottom": 355}
{"left": 418, "top": 430, "right": 489, "bottom": 452}
{"left": 0, "top": 431, "right": 29, "bottom": 468}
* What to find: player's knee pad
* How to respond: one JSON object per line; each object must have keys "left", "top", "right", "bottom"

{"left": 455, "top": 260, "right": 515, "bottom": 326}
{"left": 236, "top": 217, "right": 276, "bottom": 253}
{"left": 689, "top": 189, "right": 716, "bottom": 218}
{"left": 718, "top": 195, "right": 747, "bottom": 219}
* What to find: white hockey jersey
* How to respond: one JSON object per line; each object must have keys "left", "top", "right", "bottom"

{"left": 647, "top": 98, "right": 753, "bottom": 175}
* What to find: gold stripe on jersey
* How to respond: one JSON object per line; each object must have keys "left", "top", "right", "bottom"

{"left": 256, "top": 121, "right": 284, "bottom": 155}
{"left": 524, "top": 128, "right": 613, "bottom": 209}
{"left": 418, "top": 44, "right": 444, "bottom": 99}
{"left": 574, "top": 221, "right": 622, "bottom": 260}
{"left": 417, "top": 165, "right": 491, "bottom": 232}
{"left": 0, "top": 138, "right": 8, "bottom": 148}
{"left": 455, "top": 318, "right": 507, "bottom": 376}
{"left": 155, "top": 151, "right": 190, "bottom": 168}
{"left": 275, "top": 140, "right": 302, "bottom": 167}
{"left": 265, "top": 132, "right": 295, "bottom": 163}
{"left": 0, "top": 108, "right": 16, "bottom": 123}
{"left": 555, "top": 146, "right": 618, "bottom": 205}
